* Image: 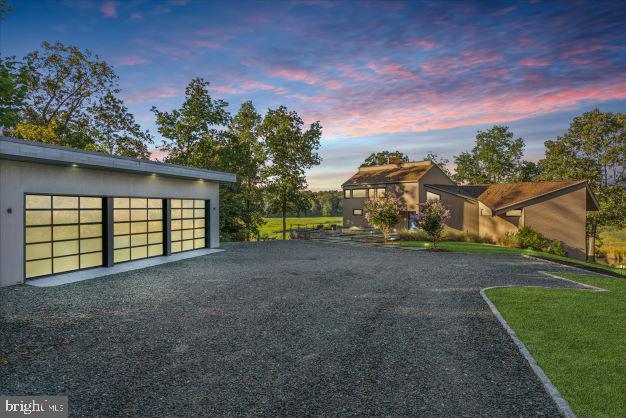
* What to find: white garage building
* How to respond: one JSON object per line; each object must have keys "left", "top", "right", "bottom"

{"left": 0, "top": 136, "right": 236, "bottom": 287}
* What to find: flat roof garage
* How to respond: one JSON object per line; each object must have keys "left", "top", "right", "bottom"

{"left": 0, "top": 136, "right": 236, "bottom": 287}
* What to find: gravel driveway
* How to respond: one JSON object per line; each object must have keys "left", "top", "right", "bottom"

{"left": 0, "top": 240, "right": 586, "bottom": 416}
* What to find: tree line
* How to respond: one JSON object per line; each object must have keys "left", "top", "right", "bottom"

{"left": 365, "top": 113, "right": 625, "bottom": 245}
{"left": 0, "top": 40, "right": 322, "bottom": 241}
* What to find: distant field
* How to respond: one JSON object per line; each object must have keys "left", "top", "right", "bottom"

{"left": 259, "top": 216, "right": 342, "bottom": 239}
{"left": 600, "top": 227, "right": 626, "bottom": 249}
{"left": 599, "top": 227, "right": 626, "bottom": 262}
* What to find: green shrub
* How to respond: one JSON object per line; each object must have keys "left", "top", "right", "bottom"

{"left": 416, "top": 200, "right": 451, "bottom": 247}
{"left": 443, "top": 229, "right": 464, "bottom": 242}
{"left": 397, "top": 229, "right": 431, "bottom": 241}
{"left": 516, "top": 227, "right": 549, "bottom": 251}
{"left": 364, "top": 195, "right": 405, "bottom": 241}
{"left": 498, "top": 232, "right": 519, "bottom": 248}
{"left": 545, "top": 240, "right": 565, "bottom": 256}
{"left": 463, "top": 231, "right": 494, "bottom": 244}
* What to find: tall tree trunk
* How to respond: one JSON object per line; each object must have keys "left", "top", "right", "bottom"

{"left": 588, "top": 221, "right": 597, "bottom": 262}
{"left": 245, "top": 196, "right": 251, "bottom": 242}
{"left": 282, "top": 193, "right": 287, "bottom": 240}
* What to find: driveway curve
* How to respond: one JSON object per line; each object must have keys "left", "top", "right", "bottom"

{"left": 0, "top": 240, "right": 589, "bottom": 416}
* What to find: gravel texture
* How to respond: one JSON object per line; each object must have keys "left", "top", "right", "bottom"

{"left": 0, "top": 240, "right": 589, "bottom": 416}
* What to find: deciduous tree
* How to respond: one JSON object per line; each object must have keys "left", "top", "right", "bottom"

{"left": 361, "top": 150, "right": 409, "bottom": 167}
{"left": 152, "top": 78, "right": 230, "bottom": 168}
{"left": 538, "top": 109, "right": 626, "bottom": 258}
{"left": 261, "top": 106, "right": 321, "bottom": 239}
{"left": 14, "top": 42, "right": 151, "bottom": 157}
{"left": 221, "top": 101, "right": 266, "bottom": 241}
{"left": 416, "top": 200, "right": 450, "bottom": 248}
{"left": 424, "top": 151, "right": 452, "bottom": 177}
{"left": 453, "top": 126, "right": 525, "bottom": 184}
{"left": 364, "top": 193, "right": 404, "bottom": 242}
{"left": 0, "top": 57, "right": 28, "bottom": 133}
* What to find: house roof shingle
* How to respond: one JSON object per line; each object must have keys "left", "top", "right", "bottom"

{"left": 342, "top": 161, "right": 433, "bottom": 187}
{"left": 426, "top": 180, "right": 595, "bottom": 211}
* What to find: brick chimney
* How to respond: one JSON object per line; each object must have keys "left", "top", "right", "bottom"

{"left": 388, "top": 155, "right": 402, "bottom": 165}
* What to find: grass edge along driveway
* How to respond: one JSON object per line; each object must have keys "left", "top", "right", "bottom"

{"left": 486, "top": 273, "right": 626, "bottom": 417}
{"left": 399, "top": 241, "right": 625, "bottom": 277}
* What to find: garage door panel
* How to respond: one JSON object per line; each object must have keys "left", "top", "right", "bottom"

{"left": 26, "top": 243, "right": 52, "bottom": 261}
{"left": 24, "top": 194, "right": 105, "bottom": 279}
{"left": 171, "top": 198, "right": 207, "bottom": 253}
{"left": 26, "top": 259, "right": 52, "bottom": 278}
{"left": 53, "top": 210, "right": 79, "bottom": 225}
{"left": 114, "top": 197, "right": 164, "bottom": 263}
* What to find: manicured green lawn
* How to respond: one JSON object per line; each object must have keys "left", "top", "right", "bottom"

{"left": 486, "top": 273, "right": 626, "bottom": 417}
{"left": 259, "top": 216, "right": 342, "bottom": 239}
{"left": 399, "top": 241, "right": 626, "bottom": 276}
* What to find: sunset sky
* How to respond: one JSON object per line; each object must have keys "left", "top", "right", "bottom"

{"left": 2, "top": 0, "right": 626, "bottom": 190}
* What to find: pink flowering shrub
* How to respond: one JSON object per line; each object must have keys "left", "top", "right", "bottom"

{"left": 363, "top": 194, "right": 405, "bottom": 241}
{"left": 416, "top": 200, "right": 451, "bottom": 247}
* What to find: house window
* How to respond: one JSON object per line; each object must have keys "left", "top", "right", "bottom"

{"left": 505, "top": 209, "right": 522, "bottom": 217}
{"left": 353, "top": 209, "right": 363, "bottom": 216}
{"left": 352, "top": 189, "right": 367, "bottom": 198}
{"left": 376, "top": 188, "right": 386, "bottom": 197}
{"left": 344, "top": 189, "right": 351, "bottom": 199}
{"left": 426, "top": 191, "right": 440, "bottom": 201}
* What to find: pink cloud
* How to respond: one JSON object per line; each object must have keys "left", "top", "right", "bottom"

{"left": 270, "top": 68, "right": 320, "bottom": 85}
{"left": 367, "top": 62, "right": 419, "bottom": 81}
{"left": 211, "top": 79, "right": 289, "bottom": 95}
{"left": 100, "top": 1, "right": 117, "bottom": 18}
{"left": 301, "top": 80, "right": 626, "bottom": 138}
{"left": 124, "top": 85, "right": 180, "bottom": 105}
{"left": 482, "top": 68, "right": 509, "bottom": 78}
{"left": 193, "top": 40, "right": 221, "bottom": 49}
{"left": 114, "top": 54, "right": 151, "bottom": 67}
{"left": 421, "top": 50, "right": 502, "bottom": 76}
{"left": 404, "top": 39, "right": 437, "bottom": 50}
{"left": 491, "top": 6, "right": 515, "bottom": 16}
{"left": 268, "top": 67, "right": 341, "bottom": 90}
{"left": 520, "top": 58, "right": 551, "bottom": 67}
{"left": 337, "top": 65, "right": 374, "bottom": 81}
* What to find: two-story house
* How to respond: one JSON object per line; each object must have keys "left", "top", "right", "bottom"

{"left": 342, "top": 157, "right": 599, "bottom": 260}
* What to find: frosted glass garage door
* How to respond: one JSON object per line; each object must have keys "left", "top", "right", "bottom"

{"left": 171, "top": 199, "right": 206, "bottom": 253}
{"left": 113, "top": 198, "right": 164, "bottom": 263}
{"left": 25, "top": 194, "right": 103, "bottom": 279}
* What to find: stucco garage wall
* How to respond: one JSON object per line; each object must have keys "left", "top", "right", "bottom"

{"left": 523, "top": 185, "right": 587, "bottom": 260}
{"left": 0, "top": 159, "right": 220, "bottom": 286}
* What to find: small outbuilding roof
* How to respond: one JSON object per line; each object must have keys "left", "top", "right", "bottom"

{"left": 0, "top": 136, "right": 236, "bottom": 183}
{"left": 426, "top": 180, "right": 599, "bottom": 212}
{"left": 342, "top": 161, "right": 433, "bottom": 186}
